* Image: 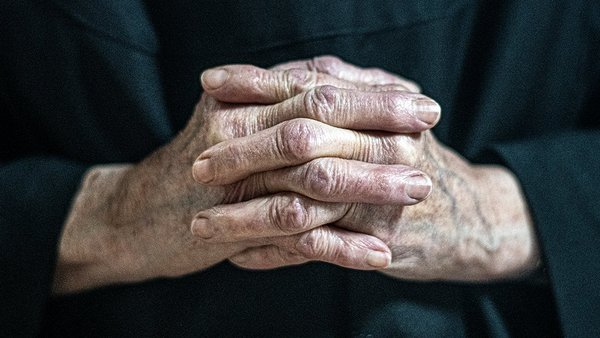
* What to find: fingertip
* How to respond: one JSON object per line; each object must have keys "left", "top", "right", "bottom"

{"left": 405, "top": 172, "right": 433, "bottom": 202}
{"left": 201, "top": 68, "right": 229, "bottom": 90}
{"left": 360, "top": 236, "right": 392, "bottom": 269}
{"left": 192, "top": 158, "right": 215, "bottom": 184}
{"left": 413, "top": 98, "right": 441, "bottom": 126}
{"left": 190, "top": 217, "right": 214, "bottom": 239}
{"left": 366, "top": 250, "right": 392, "bottom": 268}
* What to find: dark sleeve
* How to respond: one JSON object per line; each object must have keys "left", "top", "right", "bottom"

{"left": 0, "top": 158, "right": 88, "bottom": 337}
{"left": 1, "top": 1, "right": 164, "bottom": 334}
{"left": 488, "top": 130, "right": 600, "bottom": 337}
{"left": 0, "top": 67, "right": 89, "bottom": 336}
{"left": 478, "top": 3, "right": 600, "bottom": 335}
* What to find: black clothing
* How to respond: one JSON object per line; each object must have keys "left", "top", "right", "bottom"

{"left": 1, "top": 1, "right": 599, "bottom": 336}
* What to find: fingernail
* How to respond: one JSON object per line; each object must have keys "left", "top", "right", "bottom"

{"left": 405, "top": 174, "right": 432, "bottom": 200}
{"left": 201, "top": 69, "right": 229, "bottom": 89}
{"left": 366, "top": 251, "right": 391, "bottom": 268}
{"left": 191, "top": 217, "right": 214, "bottom": 239}
{"left": 193, "top": 159, "right": 214, "bottom": 183}
{"left": 413, "top": 98, "right": 441, "bottom": 125}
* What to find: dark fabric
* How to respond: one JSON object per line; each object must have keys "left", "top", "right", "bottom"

{"left": 490, "top": 132, "right": 600, "bottom": 337}
{"left": 0, "top": 158, "right": 87, "bottom": 337}
{"left": 1, "top": 0, "right": 598, "bottom": 336}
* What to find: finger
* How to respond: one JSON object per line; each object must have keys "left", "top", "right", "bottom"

{"left": 190, "top": 193, "right": 349, "bottom": 242}
{"left": 255, "top": 85, "right": 439, "bottom": 132}
{"left": 200, "top": 65, "right": 412, "bottom": 104}
{"left": 195, "top": 87, "right": 440, "bottom": 178}
{"left": 226, "top": 158, "right": 432, "bottom": 206}
{"left": 229, "top": 226, "right": 392, "bottom": 270}
{"left": 272, "top": 55, "right": 421, "bottom": 92}
{"left": 193, "top": 117, "right": 432, "bottom": 185}
{"left": 229, "top": 245, "right": 309, "bottom": 269}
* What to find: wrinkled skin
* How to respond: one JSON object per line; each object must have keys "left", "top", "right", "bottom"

{"left": 54, "top": 56, "right": 437, "bottom": 294}
{"left": 194, "top": 56, "right": 541, "bottom": 282}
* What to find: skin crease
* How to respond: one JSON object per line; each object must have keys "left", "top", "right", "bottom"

{"left": 53, "top": 57, "right": 436, "bottom": 294}
{"left": 54, "top": 56, "right": 540, "bottom": 294}
{"left": 195, "top": 56, "right": 541, "bottom": 281}
{"left": 199, "top": 131, "right": 539, "bottom": 281}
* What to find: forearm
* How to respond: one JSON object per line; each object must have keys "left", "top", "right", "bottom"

{"left": 53, "top": 164, "right": 135, "bottom": 294}
{"left": 468, "top": 164, "right": 540, "bottom": 279}
{"left": 53, "top": 130, "right": 220, "bottom": 294}
{"left": 52, "top": 58, "right": 451, "bottom": 293}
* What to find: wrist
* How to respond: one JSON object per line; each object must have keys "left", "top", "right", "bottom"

{"left": 471, "top": 164, "right": 541, "bottom": 280}
{"left": 53, "top": 164, "right": 137, "bottom": 294}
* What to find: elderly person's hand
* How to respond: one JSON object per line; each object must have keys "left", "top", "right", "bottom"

{"left": 53, "top": 57, "right": 437, "bottom": 293}
{"left": 196, "top": 56, "right": 540, "bottom": 281}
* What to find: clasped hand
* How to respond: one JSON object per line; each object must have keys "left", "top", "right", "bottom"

{"left": 55, "top": 57, "right": 539, "bottom": 294}
{"left": 192, "top": 56, "right": 539, "bottom": 282}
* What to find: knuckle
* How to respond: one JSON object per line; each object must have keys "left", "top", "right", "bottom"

{"left": 303, "top": 159, "right": 346, "bottom": 197}
{"left": 269, "top": 194, "right": 309, "bottom": 234}
{"left": 284, "top": 68, "right": 316, "bottom": 94}
{"left": 295, "top": 229, "right": 329, "bottom": 260}
{"left": 312, "top": 55, "right": 343, "bottom": 73}
{"left": 276, "top": 119, "right": 319, "bottom": 161}
{"left": 304, "top": 85, "right": 337, "bottom": 120}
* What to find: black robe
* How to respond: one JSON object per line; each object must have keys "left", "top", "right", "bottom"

{"left": 1, "top": 1, "right": 599, "bottom": 336}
